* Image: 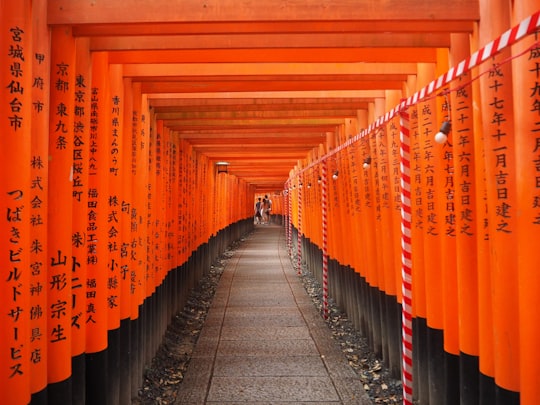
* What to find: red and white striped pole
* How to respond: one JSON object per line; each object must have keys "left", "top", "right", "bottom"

{"left": 297, "top": 174, "right": 303, "bottom": 275}
{"left": 288, "top": 186, "right": 293, "bottom": 257}
{"left": 399, "top": 108, "right": 413, "bottom": 405}
{"left": 321, "top": 160, "right": 329, "bottom": 319}
{"left": 284, "top": 183, "right": 291, "bottom": 256}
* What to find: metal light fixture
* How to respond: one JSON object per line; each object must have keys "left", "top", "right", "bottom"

{"left": 363, "top": 156, "right": 372, "bottom": 169}
{"left": 307, "top": 182, "right": 312, "bottom": 189}
{"left": 317, "top": 176, "right": 322, "bottom": 184}
{"left": 332, "top": 170, "right": 339, "bottom": 180}
{"left": 216, "top": 161, "right": 229, "bottom": 174}
{"left": 434, "top": 121, "right": 451, "bottom": 144}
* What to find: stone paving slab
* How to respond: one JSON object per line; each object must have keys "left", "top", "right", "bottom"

{"left": 206, "top": 376, "right": 341, "bottom": 402}
{"left": 217, "top": 338, "right": 318, "bottom": 356}
{"left": 219, "top": 325, "right": 311, "bottom": 340}
{"left": 212, "top": 355, "right": 328, "bottom": 377}
{"left": 175, "top": 225, "right": 372, "bottom": 404}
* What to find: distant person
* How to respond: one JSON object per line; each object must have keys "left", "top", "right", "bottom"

{"left": 263, "top": 194, "right": 272, "bottom": 224}
{"left": 254, "top": 197, "right": 262, "bottom": 224}
{"left": 261, "top": 198, "right": 267, "bottom": 224}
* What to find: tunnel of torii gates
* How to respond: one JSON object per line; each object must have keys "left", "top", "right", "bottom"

{"left": 1, "top": 1, "right": 540, "bottom": 405}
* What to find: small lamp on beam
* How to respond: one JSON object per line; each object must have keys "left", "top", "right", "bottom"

{"left": 216, "top": 161, "right": 229, "bottom": 174}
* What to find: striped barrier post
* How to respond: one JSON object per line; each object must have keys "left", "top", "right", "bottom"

{"left": 297, "top": 174, "right": 303, "bottom": 275}
{"left": 400, "top": 108, "right": 413, "bottom": 405}
{"left": 286, "top": 184, "right": 292, "bottom": 257}
{"left": 321, "top": 160, "right": 329, "bottom": 319}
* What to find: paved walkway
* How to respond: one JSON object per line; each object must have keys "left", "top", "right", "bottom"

{"left": 175, "top": 224, "right": 371, "bottom": 404}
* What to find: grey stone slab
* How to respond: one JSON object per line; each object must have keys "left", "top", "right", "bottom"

{"left": 221, "top": 308, "right": 306, "bottom": 328}
{"left": 206, "top": 376, "right": 341, "bottom": 402}
{"left": 174, "top": 358, "right": 213, "bottom": 403}
{"left": 226, "top": 296, "right": 298, "bottom": 307}
{"left": 191, "top": 337, "right": 219, "bottom": 358}
{"left": 219, "top": 325, "right": 311, "bottom": 340}
{"left": 222, "top": 313, "right": 306, "bottom": 328}
{"left": 217, "top": 338, "right": 318, "bottom": 356}
{"left": 202, "top": 312, "right": 225, "bottom": 327}
{"left": 212, "top": 355, "right": 328, "bottom": 377}
{"left": 197, "top": 325, "right": 222, "bottom": 341}
{"left": 224, "top": 306, "right": 300, "bottom": 316}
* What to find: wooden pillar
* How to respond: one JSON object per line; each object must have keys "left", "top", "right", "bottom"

{"left": 71, "top": 36, "right": 92, "bottom": 405}
{"left": 477, "top": 0, "right": 519, "bottom": 403}
{"left": 385, "top": 89, "right": 404, "bottom": 379}
{"left": 449, "top": 32, "right": 480, "bottom": 405}
{"left": 0, "top": 2, "right": 33, "bottom": 404}
{"left": 47, "top": 24, "right": 76, "bottom": 402}
{"left": 416, "top": 62, "right": 446, "bottom": 405}
{"left": 85, "top": 51, "right": 111, "bottom": 405}
{"left": 106, "top": 62, "right": 124, "bottom": 405}
{"left": 119, "top": 77, "right": 134, "bottom": 403}
{"left": 30, "top": 0, "right": 50, "bottom": 401}
{"left": 512, "top": 2, "right": 540, "bottom": 405}
{"left": 404, "top": 72, "right": 429, "bottom": 405}
{"left": 369, "top": 98, "right": 386, "bottom": 359}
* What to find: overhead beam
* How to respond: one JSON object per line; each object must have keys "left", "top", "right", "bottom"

{"left": 151, "top": 101, "right": 370, "bottom": 113}
{"left": 137, "top": 74, "right": 409, "bottom": 83}
{"left": 48, "top": 0, "right": 479, "bottom": 24}
{"left": 71, "top": 20, "right": 475, "bottom": 37}
{"left": 107, "top": 48, "right": 437, "bottom": 64}
{"left": 147, "top": 90, "right": 386, "bottom": 99}
{"left": 140, "top": 80, "right": 405, "bottom": 93}
{"left": 156, "top": 109, "right": 358, "bottom": 120}
{"left": 90, "top": 32, "right": 450, "bottom": 51}
{"left": 187, "top": 137, "right": 326, "bottom": 146}
{"left": 124, "top": 62, "right": 418, "bottom": 77}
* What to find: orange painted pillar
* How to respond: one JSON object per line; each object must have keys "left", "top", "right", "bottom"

{"left": 107, "top": 64, "right": 124, "bottom": 332}
{"left": 403, "top": 73, "right": 427, "bottom": 320}
{"left": 86, "top": 51, "right": 110, "bottom": 358}
{"left": 118, "top": 76, "right": 134, "bottom": 403}
{"left": 449, "top": 32, "right": 480, "bottom": 405}
{"left": 417, "top": 62, "right": 444, "bottom": 331}
{"left": 121, "top": 77, "right": 134, "bottom": 322}
{"left": 29, "top": 0, "right": 50, "bottom": 399}
{"left": 371, "top": 98, "right": 387, "bottom": 299}
{"left": 385, "top": 89, "right": 404, "bottom": 303}
{"left": 478, "top": 0, "right": 519, "bottom": 401}
{"left": 416, "top": 62, "right": 445, "bottom": 405}
{"left": 368, "top": 99, "right": 386, "bottom": 359}
{"left": 129, "top": 83, "right": 149, "bottom": 395}
{"left": 404, "top": 73, "right": 429, "bottom": 403}
{"left": 0, "top": 2, "right": 32, "bottom": 404}
{"left": 153, "top": 119, "right": 165, "bottom": 338}
{"left": 145, "top": 113, "right": 158, "bottom": 361}
{"left": 147, "top": 115, "right": 157, "bottom": 297}
{"left": 470, "top": 34, "right": 496, "bottom": 401}
{"left": 47, "top": 25, "right": 76, "bottom": 393}
{"left": 512, "top": 2, "right": 540, "bottom": 404}
{"left": 354, "top": 134, "right": 373, "bottom": 336}
{"left": 381, "top": 90, "right": 401, "bottom": 376}
{"left": 105, "top": 63, "right": 124, "bottom": 404}
{"left": 177, "top": 139, "right": 187, "bottom": 266}
{"left": 131, "top": 83, "right": 148, "bottom": 315}
{"left": 344, "top": 119, "right": 360, "bottom": 271}
{"left": 433, "top": 48, "right": 460, "bottom": 404}
{"left": 71, "top": 36, "right": 92, "bottom": 403}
